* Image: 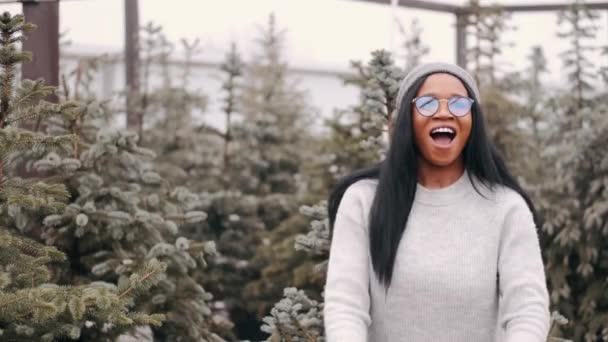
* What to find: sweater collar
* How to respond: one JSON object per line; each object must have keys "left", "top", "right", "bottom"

{"left": 414, "top": 171, "right": 473, "bottom": 206}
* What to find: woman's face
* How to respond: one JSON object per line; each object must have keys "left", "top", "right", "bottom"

{"left": 411, "top": 73, "right": 472, "bottom": 167}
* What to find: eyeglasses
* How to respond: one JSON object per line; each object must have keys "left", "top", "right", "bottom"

{"left": 411, "top": 95, "right": 474, "bottom": 117}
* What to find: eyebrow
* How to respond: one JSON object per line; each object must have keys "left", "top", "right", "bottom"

{"left": 419, "top": 92, "right": 467, "bottom": 97}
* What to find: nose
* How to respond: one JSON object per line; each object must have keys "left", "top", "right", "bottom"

{"left": 434, "top": 100, "right": 453, "bottom": 119}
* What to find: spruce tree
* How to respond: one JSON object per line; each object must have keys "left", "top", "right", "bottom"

{"left": 0, "top": 12, "right": 166, "bottom": 341}
{"left": 218, "top": 42, "right": 244, "bottom": 186}
{"left": 210, "top": 11, "right": 314, "bottom": 329}
{"left": 5, "top": 15, "right": 229, "bottom": 342}
{"left": 533, "top": 12, "right": 608, "bottom": 335}
{"left": 464, "top": 0, "right": 515, "bottom": 86}
{"left": 538, "top": 101, "right": 608, "bottom": 342}
{"left": 395, "top": 18, "right": 429, "bottom": 73}
{"left": 257, "top": 50, "right": 401, "bottom": 342}
{"left": 231, "top": 12, "right": 315, "bottom": 196}
{"left": 460, "top": 1, "right": 527, "bottom": 172}
{"left": 137, "top": 22, "right": 211, "bottom": 192}
{"left": 556, "top": 0, "right": 600, "bottom": 112}
{"left": 510, "top": 46, "right": 551, "bottom": 186}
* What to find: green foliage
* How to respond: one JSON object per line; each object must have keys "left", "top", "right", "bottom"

{"left": 316, "top": 49, "right": 402, "bottom": 190}
{"left": 137, "top": 21, "right": 212, "bottom": 192}
{"left": 556, "top": 0, "right": 601, "bottom": 111}
{"left": 538, "top": 103, "right": 608, "bottom": 342}
{"left": 37, "top": 123, "right": 226, "bottom": 340}
{"left": 232, "top": 12, "right": 315, "bottom": 196}
{"left": 464, "top": 0, "right": 515, "bottom": 86}
{"left": 261, "top": 288, "right": 324, "bottom": 342}
{"left": 0, "top": 12, "right": 168, "bottom": 341}
{"left": 395, "top": 18, "right": 429, "bottom": 73}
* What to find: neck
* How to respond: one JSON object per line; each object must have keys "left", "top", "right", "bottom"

{"left": 417, "top": 155, "right": 465, "bottom": 189}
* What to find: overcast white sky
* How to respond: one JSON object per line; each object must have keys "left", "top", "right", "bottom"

{"left": 1, "top": 0, "right": 607, "bottom": 85}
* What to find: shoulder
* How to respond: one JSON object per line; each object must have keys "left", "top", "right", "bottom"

{"left": 470, "top": 177, "right": 529, "bottom": 209}
{"left": 490, "top": 185, "right": 535, "bottom": 229}
{"left": 338, "top": 178, "right": 378, "bottom": 220}
{"left": 351, "top": 178, "right": 378, "bottom": 192}
{"left": 468, "top": 178, "right": 534, "bottom": 224}
{"left": 343, "top": 178, "right": 378, "bottom": 200}
{"left": 495, "top": 185, "right": 531, "bottom": 213}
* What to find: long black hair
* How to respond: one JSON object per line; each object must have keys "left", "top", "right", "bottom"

{"left": 327, "top": 71, "right": 537, "bottom": 292}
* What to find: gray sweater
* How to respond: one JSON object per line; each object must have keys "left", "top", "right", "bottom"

{"left": 323, "top": 172, "right": 550, "bottom": 342}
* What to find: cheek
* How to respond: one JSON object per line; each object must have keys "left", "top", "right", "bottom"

{"left": 459, "top": 117, "right": 473, "bottom": 143}
{"left": 412, "top": 116, "right": 428, "bottom": 145}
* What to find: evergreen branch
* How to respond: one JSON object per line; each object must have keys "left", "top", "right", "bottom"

{"left": 117, "top": 258, "right": 166, "bottom": 301}
{"left": 7, "top": 101, "right": 80, "bottom": 126}
{"left": 0, "top": 179, "right": 70, "bottom": 212}
{"left": 0, "top": 228, "right": 65, "bottom": 262}
{"left": 127, "top": 312, "right": 165, "bottom": 327}
{"left": 290, "top": 312, "right": 317, "bottom": 342}
{"left": 11, "top": 79, "right": 55, "bottom": 110}
{"left": 0, "top": 128, "right": 77, "bottom": 162}
{"left": 0, "top": 294, "right": 27, "bottom": 308}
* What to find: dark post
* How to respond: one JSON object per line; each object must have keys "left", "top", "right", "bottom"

{"left": 455, "top": 11, "right": 468, "bottom": 69}
{"left": 124, "top": 0, "right": 142, "bottom": 135}
{"left": 22, "top": 0, "right": 60, "bottom": 103}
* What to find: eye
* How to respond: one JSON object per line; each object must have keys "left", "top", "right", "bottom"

{"left": 449, "top": 96, "right": 472, "bottom": 114}
{"left": 417, "top": 96, "right": 437, "bottom": 110}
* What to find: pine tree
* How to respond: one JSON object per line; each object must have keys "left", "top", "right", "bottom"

{"left": 218, "top": 42, "right": 244, "bottom": 185}
{"left": 395, "top": 18, "right": 429, "bottom": 73}
{"left": 260, "top": 287, "right": 324, "bottom": 342}
{"left": 510, "top": 46, "right": 551, "bottom": 186}
{"left": 120, "top": 20, "right": 288, "bottom": 340}
{"left": 257, "top": 50, "right": 402, "bottom": 342}
{"left": 137, "top": 22, "right": 211, "bottom": 192}
{"left": 0, "top": 12, "right": 167, "bottom": 341}
{"left": 600, "top": 44, "right": 608, "bottom": 87}
{"left": 5, "top": 14, "right": 229, "bottom": 342}
{"left": 206, "top": 13, "right": 316, "bottom": 339}
{"left": 556, "top": 0, "right": 600, "bottom": 112}
{"left": 231, "top": 12, "right": 315, "bottom": 196}
{"left": 320, "top": 49, "right": 403, "bottom": 181}
{"left": 258, "top": 201, "right": 328, "bottom": 342}
{"left": 537, "top": 101, "right": 608, "bottom": 341}
{"left": 481, "top": 4, "right": 515, "bottom": 86}
{"left": 38, "top": 125, "right": 224, "bottom": 341}
{"left": 460, "top": 1, "right": 526, "bottom": 172}
{"left": 464, "top": 0, "right": 515, "bottom": 87}
{"left": 466, "top": 0, "right": 484, "bottom": 84}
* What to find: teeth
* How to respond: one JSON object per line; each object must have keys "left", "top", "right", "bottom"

{"left": 431, "top": 127, "right": 455, "bottom": 134}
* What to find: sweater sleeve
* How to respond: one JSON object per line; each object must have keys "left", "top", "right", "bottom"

{"left": 323, "top": 183, "right": 371, "bottom": 342}
{"left": 497, "top": 194, "right": 551, "bottom": 342}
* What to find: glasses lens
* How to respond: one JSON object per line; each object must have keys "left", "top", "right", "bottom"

{"left": 449, "top": 97, "right": 472, "bottom": 116}
{"left": 415, "top": 96, "right": 438, "bottom": 116}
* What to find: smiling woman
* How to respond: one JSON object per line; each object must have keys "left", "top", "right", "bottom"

{"left": 412, "top": 73, "right": 473, "bottom": 176}
{"left": 323, "top": 62, "right": 551, "bottom": 342}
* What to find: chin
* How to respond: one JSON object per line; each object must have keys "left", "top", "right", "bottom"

{"left": 424, "top": 151, "right": 463, "bottom": 167}
{"left": 429, "top": 158, "right": 458, "bottom": 167}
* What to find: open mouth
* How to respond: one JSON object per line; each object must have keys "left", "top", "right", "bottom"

{"left": 429, "top": 127, "right": 456, "bottom": 147}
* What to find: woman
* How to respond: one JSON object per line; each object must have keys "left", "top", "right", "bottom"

{"left": 323, "top": 62, "right": 550, "bottom": 342}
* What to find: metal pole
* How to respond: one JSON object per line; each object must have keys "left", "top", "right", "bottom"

{"left": 455, "top": 12, "right": 468, "bottom": 68}
{"left": 389, "top": 0, "right": 399, "bottom": 56}
{"left": 22, "top": 0, "right": 59, "bottom": 103}
{"left": 125, "top": 0, "right": 142, "bottom": 135}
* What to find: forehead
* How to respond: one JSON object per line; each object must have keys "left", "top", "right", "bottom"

{"left": 416, "top": 73, "right": 468, "bottom": 97}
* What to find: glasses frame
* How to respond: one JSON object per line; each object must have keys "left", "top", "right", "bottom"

{"left": 411, "top": 95, "right": 475, "bottom": 117}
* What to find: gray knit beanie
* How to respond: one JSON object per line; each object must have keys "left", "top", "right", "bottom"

{"left": 395, "top": 62, "right": 481, "bottom": 112}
